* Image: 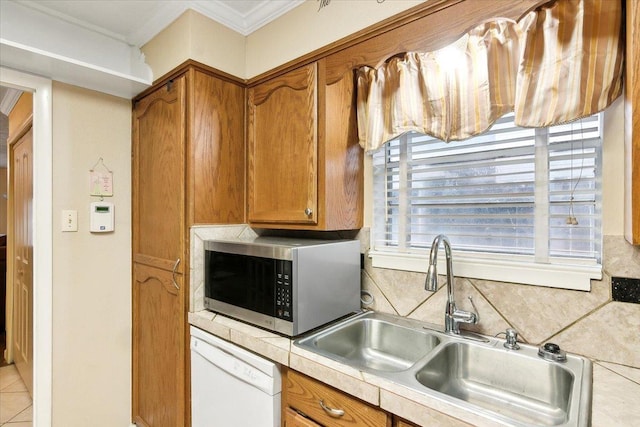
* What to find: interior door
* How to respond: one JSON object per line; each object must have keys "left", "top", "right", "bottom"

{"left": 11, "top": 126, "right": 33, "bottom": 396}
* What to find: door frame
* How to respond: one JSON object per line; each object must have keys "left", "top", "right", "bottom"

{"left": 1, "top": 67, "right": 52, "bottom": 427}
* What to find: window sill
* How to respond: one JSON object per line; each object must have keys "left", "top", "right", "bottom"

{"left": 369, "top": 250, "right": 602, "bottom": 291}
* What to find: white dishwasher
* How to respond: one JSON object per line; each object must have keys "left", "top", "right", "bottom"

{"left": 190, "top": 326, "right": 281, "bottom": 427}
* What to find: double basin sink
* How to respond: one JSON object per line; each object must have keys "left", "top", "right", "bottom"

{"left": 294, "top": 311, "right": 592, "bottom": 427}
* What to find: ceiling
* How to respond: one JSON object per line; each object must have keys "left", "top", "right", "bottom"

{"left": 17, "top": 0, "right": 305, "bottom": 45}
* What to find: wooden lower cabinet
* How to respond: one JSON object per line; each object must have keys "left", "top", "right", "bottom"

{"left": 394, "top": 418, "right": 420, "bottom": 427}
{"left": 283, "top": 368, "right": 391, "bottom": 427}
{"left": 284, "top": 407, "right": 322, "bottom": 427}
{"left": 132, "top": 263, "right": 185, "bottom": 427}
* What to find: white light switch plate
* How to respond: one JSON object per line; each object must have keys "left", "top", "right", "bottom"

{"left": 61, "top": 210, "right": 78, "bottom": 232}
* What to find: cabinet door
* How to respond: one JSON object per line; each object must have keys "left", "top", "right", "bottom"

{"left": 248, "top": 63, "right": 318, "bottom": 225}
{"left": 132, "top": 75, "right": 186, "bottom": 427}
{"left": 322, "top": 60, "right": 363, "bottom": 230}
{"left": 132, "top": 263, "right": 184, "bottom": 427}
{"left": 132, "top": 76, "right": 186, "bottom": 271}
{"left": 284, "top": 407, "right": 322, "bottom": 427}
{"left": 191, "top": 69, "right": 245, "bottom": 224}
{"left": 626, "top": 0, "right": 640, "bottom": 244}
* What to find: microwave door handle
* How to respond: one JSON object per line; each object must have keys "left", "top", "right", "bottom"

{"left": 172, "top": 258, "right": 180, "bottom": 290}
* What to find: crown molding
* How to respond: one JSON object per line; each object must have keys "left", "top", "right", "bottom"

{"left": 191, "top": 0, "right": 305, "bottom": 36}
{"left": 130, "top": 1, "right": 306, "bottom": 45}
{"left": 127, "top": 2, "right": 191, "bottom": 47}
{"left": 0, "top": 86, "right": 22, "bottom": 115}
{"left": 5, "top": 1, "right": 305, "bottom": 47}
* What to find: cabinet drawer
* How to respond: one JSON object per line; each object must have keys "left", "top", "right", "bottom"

{"left": 284, "top": 407, "right": 322, "bottom": 427}
{"left": 285, "top": 370, "right": 389, "bottom": 427}
{"left": 395, "top": 419, "right": 420, "bottom": 427}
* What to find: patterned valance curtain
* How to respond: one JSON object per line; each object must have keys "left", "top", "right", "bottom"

{"left": 356, "top": 0, "right": 624, "bottom": 152}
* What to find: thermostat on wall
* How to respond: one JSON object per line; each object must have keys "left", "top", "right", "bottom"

{"left": 90, "top": 202, "right": 114, "bottom": 233}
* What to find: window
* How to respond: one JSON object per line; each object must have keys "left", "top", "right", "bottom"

{"left": 371, "top": 113, "right": 602, "bottom": 290}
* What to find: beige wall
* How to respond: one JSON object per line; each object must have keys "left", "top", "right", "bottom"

{"left": 142, "top": 9, "right": 245, "bottom": 79}
{"left": 245, "top": 0, "right": 424, "bottom": 78}
{"left": 142, "top": 1, "right": 424, "bottom": 80}
{"left": 51, "top": 82, "right": 132, "bottom": 427}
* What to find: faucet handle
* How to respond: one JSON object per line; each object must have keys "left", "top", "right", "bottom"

{"left": 450, "top": 297, "right": 480, "bottom": 328}
{"left": 467, "top": 296, "right": 479, "bottom": 323}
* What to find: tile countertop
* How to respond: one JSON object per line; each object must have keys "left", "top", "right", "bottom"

{"left": 188, "top": 310, "right": 640, "bottom": 427}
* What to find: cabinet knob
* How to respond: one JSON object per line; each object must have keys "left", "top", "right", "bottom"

{"left": 304, "top": 208, "right": 313, "bottom": 216}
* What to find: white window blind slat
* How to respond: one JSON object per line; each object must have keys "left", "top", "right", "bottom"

{"left": 372, "top": 113, "right": 602, "bottom": 276}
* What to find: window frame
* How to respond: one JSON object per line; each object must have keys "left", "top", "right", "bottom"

{"left": 368, "top": 114, "right": 604, "bottom": 291}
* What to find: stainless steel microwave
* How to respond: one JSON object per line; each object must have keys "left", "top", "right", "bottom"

{"left": 203, "top": 237, "right": 361, "bottom": 336}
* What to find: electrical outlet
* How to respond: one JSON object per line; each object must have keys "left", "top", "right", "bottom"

{"left": 612, "top": 277, "right": 640, "bottom": 304}
{"left": 61, "top": 210, "right": 78, "bottom": 232}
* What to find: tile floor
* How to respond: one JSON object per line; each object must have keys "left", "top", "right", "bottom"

{"left": 0, "top": 364, "right": 32, "bottom": 426}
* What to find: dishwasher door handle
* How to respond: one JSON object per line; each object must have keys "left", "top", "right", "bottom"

{"left": 190, "top": 337, "right": 276, "bottom": 395}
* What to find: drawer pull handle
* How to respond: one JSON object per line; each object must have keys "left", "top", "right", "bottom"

{"left": 171, "top": 258, "right": 180, "bottom": 290}
{"left": 319, "top": 399, "right": 345, "bottom": 417}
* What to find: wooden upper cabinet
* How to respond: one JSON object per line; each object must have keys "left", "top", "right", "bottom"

{"left": 321, "top": 57, "right": 363, "bottom": 231}
{"left": 133, "top": 75, "right": 186, "bottom": 269}
{"left": 248, "top": 62, "right": 319, "bottom": 226}
{"left": 626, "top": 0, "right": 640, "bottom": 245}
{"left": 247, "top": 60, "right": 363, "bottom": 230}
{"left": 190, "top": 69, "right": 245, "bottom": 225}
{"left": 132, "top": 66, "right": 245, "bottom": 270}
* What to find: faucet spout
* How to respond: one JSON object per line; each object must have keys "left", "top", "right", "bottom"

{"left": 425, "top": 264, "right": 438, "bottom": 292}
{"left": 425, "top": 235, "right": 449, "bottom": 290}
{"left": 424, "top": 235, "right": 454, "bottom": 299}
{"left": 425, "top": 234, "right": 479, "bottom": 335}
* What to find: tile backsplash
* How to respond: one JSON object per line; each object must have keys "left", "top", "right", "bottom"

{"left": 190, "top": 226, "right": 640, "bottom": 369}
{"left": 360, "top": 231, "right": 640, "bottom": 369}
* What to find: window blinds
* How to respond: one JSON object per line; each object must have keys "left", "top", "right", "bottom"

{"left": 372, "top": 113, "right": 601, "bottom": 263}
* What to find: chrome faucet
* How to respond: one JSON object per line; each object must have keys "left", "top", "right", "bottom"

{"left": 425, "top": 235, "right": 479, "bottom": 334}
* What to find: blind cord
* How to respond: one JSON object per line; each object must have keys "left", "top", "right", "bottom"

{"left": 567, "top": 119, "right": 585, "bottom": 226}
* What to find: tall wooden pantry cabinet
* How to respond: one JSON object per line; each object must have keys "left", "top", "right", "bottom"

{"left": 131, "top": 61, "right": 244, "bottom": 427}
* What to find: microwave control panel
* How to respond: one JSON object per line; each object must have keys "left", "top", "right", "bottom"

{"left": 275, "top": 260, "right": 293, "bottom": 321}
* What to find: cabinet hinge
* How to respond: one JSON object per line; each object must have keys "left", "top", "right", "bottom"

{"left": 166, "top": 79, "right": 174, "bottom": 92}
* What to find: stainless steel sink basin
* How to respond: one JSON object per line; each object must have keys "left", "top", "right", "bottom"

{"left": 294, "top": 311, "right": 592, "bottom": 427}
{"left": 416, "top": 342, "right": 575, "bottom": 426}
{"left": 296, "top": 313, "right": 440, "bottom": 372}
